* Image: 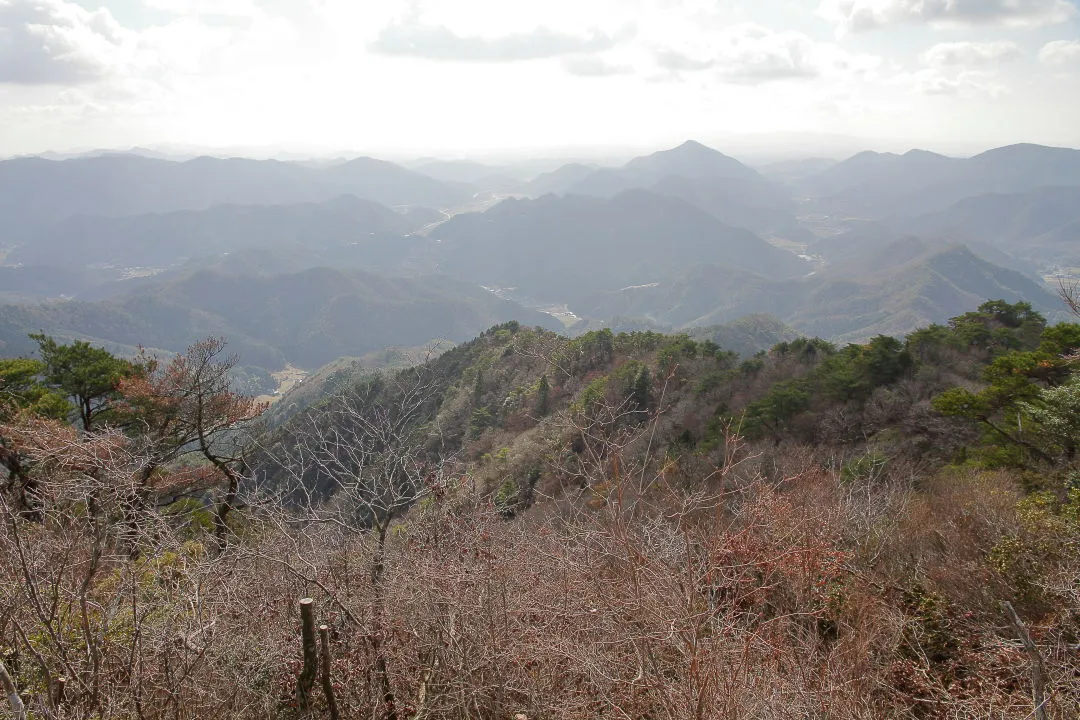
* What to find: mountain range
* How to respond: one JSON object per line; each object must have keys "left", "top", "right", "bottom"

{"left": 902, "top": 185, "right": 1080, "bottom": 267}
{"left": 0, "top": 266, "right": 557, "bottom": 369}
{"left": 430, "top": 188, "right": 809, "bottom": 306}
{"left": 579, "top": 237, "right": 1062, "bottom": 342}
{"left": 0, "top": 153, "right": 471, "bottom": 244}
{"left": 524, "top": 140, "right": 793, "bottom": 212}
{"left": 803, "top": 143, "right": 1080, "bottom": 219}
{"left": 1, "top": 138, "right": 1077, "bottom": 376}
{"left": 7, "top": 195, "right": 423, "bottom": 270}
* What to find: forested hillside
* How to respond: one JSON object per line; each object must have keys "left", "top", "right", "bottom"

{"left": 2, "top": 297, "right": 1079, "bottom": 718}
{"left": 0, "top": 268, "right": 559, "bottom": 368}
{"left": 430, "top": 189, "right": 808, "bottom": 306}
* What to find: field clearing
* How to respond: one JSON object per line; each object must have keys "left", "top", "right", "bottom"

{"left": 764, "top": 236, "right": 808, "bottom": 254}
{"left": 256, "top": 364, "right": 308, "bottom": 405}
{"left": 543, "top": 304, "right": 581, "bottom": 327}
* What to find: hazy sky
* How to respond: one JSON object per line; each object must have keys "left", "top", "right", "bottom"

{"left": 2, "top": 0, "right": 1079, "bottom": 158}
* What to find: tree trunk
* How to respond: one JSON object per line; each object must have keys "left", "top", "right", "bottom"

{"left": 0, "top": 659, "right": 26, "bottom": 720}
{"left": 371, "top": 519, "right": 398, "bottom": 720}
{"left": 297, "top": 598, "right": 318, "bottom": 713}
{"left": 212, "top": 473, "right": 238, "bottom": 550}
{"left": 319, "top": 625, "right": 341, "bottom": 720}
{"left": 1001, "top": 601, "right": 1048, "bottom": 720}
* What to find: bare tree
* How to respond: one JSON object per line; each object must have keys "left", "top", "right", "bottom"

{"left": 257, "top": 365, "right": 452, "bottom": 719}
{"left": 1058, "top": 278, "right": 1080, "bottom": 318}
{"left": 0, "top": 416, "right": 159, "bottom": 716}
{"left": 119, "top": 337, "right": 266, "bottom": 548}
{"left": 0, "top": 410, "right": 279, "bottom": 719}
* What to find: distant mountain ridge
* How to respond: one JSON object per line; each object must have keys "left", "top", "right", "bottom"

{"left": 7, "top": 195, "right": 421, "bottom": 271}
{"left": 0, "top": 267, "right": 558, "bottom": 369}
{"left": 565, "top": 140, "right": 793, "bottom": 210}
{"left": 579, "top": 238, "right": 1062, "bottom": 342}
{"left": 524, "top": 163, "right": 597, "bottom": 195}
{"left": 805, "top": 149, "right": 958, "bottom": 198}
{"left": 903, "top": 185, "right": 1080, "bottom": 266}
{"left": 623, "top": 140, "right": 764, "bottom": 182}
{"left": 0, "top": 138, "right": 1072, "bottom": 372}
{"left": 804, "top": 143, "right": 1080, "bottom": 218}
{"left": 0, "top": 153, "right": 469, "bottom": 242}
{"left": 648, "top": 175, "right": 809, "bottom": 242}
{"left": 430, "top": 188, "right": 809, "bottom": 306}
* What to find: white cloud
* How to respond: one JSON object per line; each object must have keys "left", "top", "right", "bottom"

{"left": 144, "top": 0, "right": 262, "bottom": 17}
{"left": 920, "top": 41, "right": 1021, "bottom": 67}
{"left": 654, "top": 23, "right": 879, "bottom": 84}
{"left": 902, "top": 39, "right": 1015, "bottom": 100}
{"left": 0, "top": 0, "right": 1075, "bottom": 156}
{"left": 818, "top": 0, "right": 1076, "bottom": 34}
{"left": 654, "top": 48, "right": 713, "bottom": 72}
{"left": 0, "top": 0, "right": 132, "bottom": 85}
{"left": 912, "top": 68, "right": 1008, "bottom": 98}
{"left": 1039, "top": 39, "right": 1080, "bottom": 65}
{"left": 562, "top": 54, "right": 634, "bottom": 77}
{"left": 368, "top": 10, "right": 636, "bottom": 62}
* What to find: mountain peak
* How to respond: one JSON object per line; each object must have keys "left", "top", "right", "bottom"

{"left": 850, "top": 150, "right": 892, "bottom": 159}
{"left": 902, "top": 149, "right": 946, "bottom": 159}
{"left": 624, "top": 140, "right": 761, "bottom": 183}
{"left": 970, "top": 142, "right": 1080, "bottom": 162}
{"left": 674, "top": 139, "right": 711, "bottom": 152}
{"left": 658, "top": 140, "right": 732, "bottom": 161}
{"left": 986, "top": 142, "right": 1054, "bottom": 152}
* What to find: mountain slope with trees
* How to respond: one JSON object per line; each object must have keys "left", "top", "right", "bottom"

{"left": 0, "top": 267, "right": 559, "bottom": 369}
{"left": 431, "top": 189, "right": 809, "bottom": 306}
{"left": 903, "top": 185, "right": 1080, "bottom": 267}
{"left": 579, "top": 239, "right": 1062, "bottom": 341}
{"left": 4, "top": 297, "right": 1079, "bottom": 718}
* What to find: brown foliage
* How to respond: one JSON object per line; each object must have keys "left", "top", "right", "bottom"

{"left": 2, "top": 343, "right": 1079, "bottom": 719}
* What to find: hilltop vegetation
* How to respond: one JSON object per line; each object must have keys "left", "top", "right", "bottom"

{"left": 3, "top": 298, "right": 1079, "bottom": 718}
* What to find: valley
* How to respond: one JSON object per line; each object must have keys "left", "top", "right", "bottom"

{"left": 256, "top": 363, "right": 310, "bottom": 405}
{"left": 1, "top": 139, "right": 1075, "bottom": 379}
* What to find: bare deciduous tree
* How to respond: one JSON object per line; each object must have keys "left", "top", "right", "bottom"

{"left": 255, "top": 365, "right": 454, "bottom": 719}
{"left": 119, "top": 337, "right": 266, "bottom": 548}
{"left": 1058, "top": 278, "right": 1080, "bottom": 318}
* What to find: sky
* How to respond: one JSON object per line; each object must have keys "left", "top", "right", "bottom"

{"left": 1, "top": 0, "right": 1080, "bottom": 159}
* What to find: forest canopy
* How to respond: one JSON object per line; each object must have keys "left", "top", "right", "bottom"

{"left": 1, "top": 299, "right": 1079, "bottom": 719}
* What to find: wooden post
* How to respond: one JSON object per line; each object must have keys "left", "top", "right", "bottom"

{"left": 54, "top": 676, "right": 67, "bottom": 708}
{"left": 297, "top": 598, "right": 318, "bottom": 712}
{"left": 0, "top": 659, "right": 26, "bottom": 720}
{"left": 1000, "top": 601, "right": 1048, "bottom": 720}
{"left": 319, "top": 625, "right": 341, "bottom": 720}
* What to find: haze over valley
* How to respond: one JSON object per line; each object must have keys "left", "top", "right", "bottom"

{"left": 1, "top": 136, "right": 1076, "bottom": 387}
